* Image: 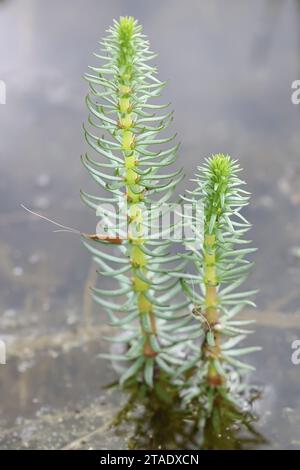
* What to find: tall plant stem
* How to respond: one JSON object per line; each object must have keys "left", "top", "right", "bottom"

{"left": 203, "top": 230, "right": 222, "bottom": 386}
{"left": 118, "top": 19, "right": 156, "bottom": 358}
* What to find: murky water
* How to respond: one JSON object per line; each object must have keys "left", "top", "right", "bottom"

{"left": 0, "top": 0, "right": 300, "bottom": 449}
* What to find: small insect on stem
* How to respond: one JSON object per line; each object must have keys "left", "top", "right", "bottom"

{"left": 82, "top": 233, "right": 123, "bottom": 244}
{"left": 192, "top": 305, "right": 212, "bottom": 333}
{"left": 191, "top": 305, "right": 202, "bottom": 317}
{"left": 20, "top": 204, "right": 123, "bottom": 244}
{"left": 190, "top": 280, "right": 212, "bottom": 333}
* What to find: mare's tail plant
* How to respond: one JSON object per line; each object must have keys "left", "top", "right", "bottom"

{"left": 80, "top": 16, "right": 261, "bottom": 403}
{"left": 81, "top": 17, "right": 190, "bottom": 388}
{"left": 179, "top": 154, "right": 261, "bottom": 405}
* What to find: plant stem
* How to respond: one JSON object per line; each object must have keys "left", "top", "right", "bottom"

{"left": 118, "top": 19, "right": 157, "bottom": 358}
{"left": 203, "top": 232, "right": 223, "bottom": 386}
{"left": 189, "top": 154, "right": 258, "bottom": 391}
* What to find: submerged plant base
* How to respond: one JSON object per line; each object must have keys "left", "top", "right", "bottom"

{"left": 111, "top": 380, "right": 267, "bottom": 450}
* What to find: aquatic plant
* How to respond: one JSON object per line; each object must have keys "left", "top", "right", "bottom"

{"left": 81, "top": 17, "right": 190, "bottom": 387}
{"left": 178, "top": 154, "right": 261, "bottom": 405}
{"left": 81, "top": 17, "right": 260, "bottom": 403}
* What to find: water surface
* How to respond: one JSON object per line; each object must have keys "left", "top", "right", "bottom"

{"left": 0, "top": 0, "right": 300, "bottom": 449}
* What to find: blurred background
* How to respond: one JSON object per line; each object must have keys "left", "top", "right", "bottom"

{"left": 0, "top": 0, "right": 300, "bottom": 449}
